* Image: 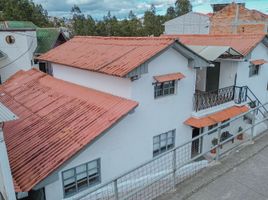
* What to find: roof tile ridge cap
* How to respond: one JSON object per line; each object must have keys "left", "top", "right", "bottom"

{"left": 73, "top": 36, "right": 173, "bottom": 40}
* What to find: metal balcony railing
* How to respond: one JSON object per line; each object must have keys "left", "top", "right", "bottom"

{"left": 194, "top": 86, "right": 248, "bottom": 112}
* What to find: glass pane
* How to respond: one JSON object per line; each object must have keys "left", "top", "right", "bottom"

{"left": 64, "top": 177, "right": 75, "bottom": 186}
{"left": 160, "top": 133, "right": 167, "bottom": 140}
{"left": 167, "top": 138, "right": 173, "bottom": 145}
{"left": 153, "top": 136, "right": 160, "bottom": 143}
{"left": 87, "top": 161, "right": 97, "bottom": 170}
{"left": 153, "top": 143, "right": 160, "bottom": 151}
{"left": 77, "top": 172, "right": 87, "bottom": 181}
{"left": 163, "top": 89, "right": 169, "bottom": 95}
{"left": 64, "top": 184, "right": 76, "bottom": 196}
{"left": 77, "top": 177, "right": 88, "bottom": 191}
{"left": 63, "top": 169, "right": 75, "bottom": 180}
{"left": 88, "top": 168, "right": 98, "bottom": 176}
{"left": 76, "top": 164, "right": 87, "bottom": 174}
{"left": 167, "top": 131, "right": 173, "bottom": 138}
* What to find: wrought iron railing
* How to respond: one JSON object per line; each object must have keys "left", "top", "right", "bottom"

{"left": 67, "top": 103, "right": 268, "bottom": 200}
{"left": 194, "top": 86, "right": 248, "bottom": 112}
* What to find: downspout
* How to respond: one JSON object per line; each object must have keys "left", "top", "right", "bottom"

{"left": 0, "top": 123, "right": 16, "bottom": 200}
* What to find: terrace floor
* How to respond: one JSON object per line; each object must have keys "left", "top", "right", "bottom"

{"left": 157, "top": 130, "right": 268, "bottom": 200}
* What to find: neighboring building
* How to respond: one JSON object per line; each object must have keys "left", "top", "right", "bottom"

{"left": 0, "top": 21, "right": 38, "bottom": 82}
{"left": 164, "top": 12, "right": 210, "bottom": 35}
{"left": 0, "top": 103, "right": 17, "bottom": 200}
{"left": 163, "top": 34, "right": 268, "bottom": 152}
{"left": 0, "top": 69, "right": 138, "bottom": 200}
{"left": 0, "top": 21, "right": 68, "bottom": 82}
{"left": 210, "top": 3, "right": 268, "bottom": 34}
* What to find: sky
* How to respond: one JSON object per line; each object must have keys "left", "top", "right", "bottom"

{"left": 32, "top": 0, "right": 268, "bottom": 19}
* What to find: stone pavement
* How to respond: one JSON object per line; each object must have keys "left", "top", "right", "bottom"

{"left": 157, "top": 131, "right": 268, "bottom": 200}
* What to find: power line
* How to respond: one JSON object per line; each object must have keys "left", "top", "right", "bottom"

{"left": 0, "top": 38, "right": 35, "bottom": 70}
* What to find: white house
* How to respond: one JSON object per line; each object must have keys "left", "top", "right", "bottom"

{"left": 0, "top": 21, "right": 68, "bottom": 82}
{"left": 164, "top": 12, "right": 210, "bottom": 35}
{"left": 38, "top": 34, "right": 268, "bottom": 199}
{"left": 0, "top": 21, "right": 37, "bottom": 82}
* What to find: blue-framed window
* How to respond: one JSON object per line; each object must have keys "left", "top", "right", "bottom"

{"left": 153, "top": 130, "right": 176, "bottom": 157}
{"left": 62, "top": 159, "right": 101, "bottom": 197}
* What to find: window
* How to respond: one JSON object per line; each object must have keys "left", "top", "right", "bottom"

{"left": 5, "top": 35, "right": 15, "bottom": 44}
{"left": 62, "top": 159, "right": 101, "bottom": 197}
{"left": 249, "top": 64, "right": 260, "bottom": 77}
{"left": 221, "top": 119, "right": 230, "bottom": 129}
{"left": 154, "top": 81, "right": 175, "bottom": 98}
{"left": 208, "top": 123, "right": 218, "bottom": 134}
{"left": 153, "top": 130, "right": 175, "bottom": 157}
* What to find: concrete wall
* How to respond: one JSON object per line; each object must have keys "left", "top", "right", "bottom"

{"left": 164, "top": 12, "right": 210, "bottom": 35}
{"left": 43, "top": 47, "right": 196, "bottom": 200}
{"left": 52, "top": 64, "right": 132, "bottom": 99}
{"left": 0, "top": 31, "right": 37, "bottom": 82}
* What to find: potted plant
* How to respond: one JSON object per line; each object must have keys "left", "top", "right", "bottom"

{"left": 211, "top": 138, "right": 218, "bottom": 154}
{"left": 237, "top": 126, "right": 244, "bottom": 140}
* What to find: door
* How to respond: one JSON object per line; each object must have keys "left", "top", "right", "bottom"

{"left": 206, "top": 62, "right": 220, "bottom": 92}
{"left": 191, "top": 128, "right": 202, "bottom": 158}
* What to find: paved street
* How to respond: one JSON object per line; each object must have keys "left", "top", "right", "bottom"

{"left": 187, "top": 146, "right": 268, "bottom": 200}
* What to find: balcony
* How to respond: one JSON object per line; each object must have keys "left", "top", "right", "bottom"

{"left": 194, "top": 86, "right": 248, "bottom": 112}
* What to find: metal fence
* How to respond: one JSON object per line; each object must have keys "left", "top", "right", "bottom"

{"left": 70, "top": 103, "right": 268, "bottom": 200}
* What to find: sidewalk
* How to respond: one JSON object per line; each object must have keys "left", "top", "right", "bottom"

{"left": 157, "top": 131, "right": 268, "bottom": 200}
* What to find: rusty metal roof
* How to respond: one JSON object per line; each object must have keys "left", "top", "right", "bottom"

{"left": 184, "top": 105, "right": 249, "bottom": 128}
{"left": 0, "top": 69, "right": 138, "bottom": 192}
{"left": 154, "top": 72, "right": 185, "bottom": 83}
{"left": 38, "top": 36, "right": 177, "bottom": 77}
{"left": 163, "top": 34, "right": 267, "bottom": 56}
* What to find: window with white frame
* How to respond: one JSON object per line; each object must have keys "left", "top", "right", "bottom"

{"left": 249, "top": 64, "right": 260, "bottom": 77}
{"left": 62, "top": 159, "right": 101, "bottom": 197}
{"left": 154, "top": 81, "right": 175, "bottom": 98}
{"left": 153, "top": 130, "right": 175, "bottom": 157}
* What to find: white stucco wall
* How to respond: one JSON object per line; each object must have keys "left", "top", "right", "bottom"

{"left": 236, "top": 43, "right": 268, "bottom": 104}
{"left": 218, "top": 60, "right": 237, "bottom": 88}
{"left": 164, "top": 12, "right": 210, "bottom": 35}
{"left": 43, "top": 47, "right": 196, "bottom": 200}
{"left": 0, "top": 31, "right": 37, "bottom": 82}
{"left": 52, "top": 64, "right": 132, "bottom": 99}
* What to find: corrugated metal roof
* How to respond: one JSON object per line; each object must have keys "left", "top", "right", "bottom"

{"left": 154, "top": 72, "right": 185, "bottom": 83}
{"left": 250, "top": 59, "right": 268, "bottom": 65}
{"left": 187, "top": 45, "right": 242, "bottom": 61}
{"left": 0, "top": 102, "right": 17, "bottom": 122}
{"left": 0, "top": 69, "right": 138, "bottom": 192}
{"left": 163, "top": 34, "right": 266, "bottom": 56}
{"left": 0, "top": 21, "right": 37, "bottom": 30}
{"left": 38, "top": 36, "right": 177, "bottom": 77}
{"left": 184, "top": 105, "right": 249, "bottom": 128}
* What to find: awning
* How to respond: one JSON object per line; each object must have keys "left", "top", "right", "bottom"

{"left": 184, "top": 105, "right": 249, "bottom": 128}
{"left": 187, "top": 45, "right": 242, "bottom": 61}
{"left": 0, "top": 50, "right": 7, "bottom": 61}
{"left": 250, "top": 59, "right": 268, "bottom": 66}
{"left": 154, "top": 72, "right": 185, "bottom": 83}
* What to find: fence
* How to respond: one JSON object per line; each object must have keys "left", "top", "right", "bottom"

{"left": 70, "top": 102, "right": 268, "bottom": 200}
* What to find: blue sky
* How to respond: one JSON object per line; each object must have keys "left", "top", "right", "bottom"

{"left": 33, "top": 0, "right": 268, "bottom": 19}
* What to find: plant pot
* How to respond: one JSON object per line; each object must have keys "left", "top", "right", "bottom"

{"left": 210, "top": 148, "right": 217, "bottom": 154}
{"left": 237, "top": 133, "right": 243, "bottom": 140}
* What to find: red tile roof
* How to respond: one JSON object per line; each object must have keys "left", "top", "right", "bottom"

{"left": 154, "top": 72, "right": 185, "bottom": 83}
{"left": 184, "top": 105, "right": 249, "bottom": 128}
{"left": 0, "top": 69, "right": 138, "bottom": 192}
{"left": 38, "top": 36, "right": 175, "bottom": 77}
{"left": 250, "top": 59, "right": 268, "bottom": 65}
{"left": 163, "top": 34, "right": 266, "bottom": 56}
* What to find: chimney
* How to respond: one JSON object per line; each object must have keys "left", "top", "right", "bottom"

{"left": 0, "top": 125, "right": 16, "bottom": 200}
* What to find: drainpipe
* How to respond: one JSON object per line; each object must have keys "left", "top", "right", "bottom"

{"left": 0, "top": 123, "right": 16, "bottom": 200}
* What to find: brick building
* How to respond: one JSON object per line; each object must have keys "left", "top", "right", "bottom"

{"left": 210, "top": 3, "right": 268, "bottom": 34}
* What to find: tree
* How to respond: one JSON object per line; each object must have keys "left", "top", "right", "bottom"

{"left": 143, "top": 5, "right": 164, "bottom": 36}
{"left": 175, "top": 0, "right": 192, "bottom": 16}
{"left": 0, "top": 0, "right": 50, "bottom": 27}
{"left": 165, "top": 6, "right": 176, "bottom": 20}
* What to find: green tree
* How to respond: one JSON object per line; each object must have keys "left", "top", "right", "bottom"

{"left": 0, "top": 0, "right": 50, "bottom": 27}
{"left": 165, "top": 6, "right": 176, "bottom": 20}
{"left": 175, "top": 0, "right": 192, "bottom": 16}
